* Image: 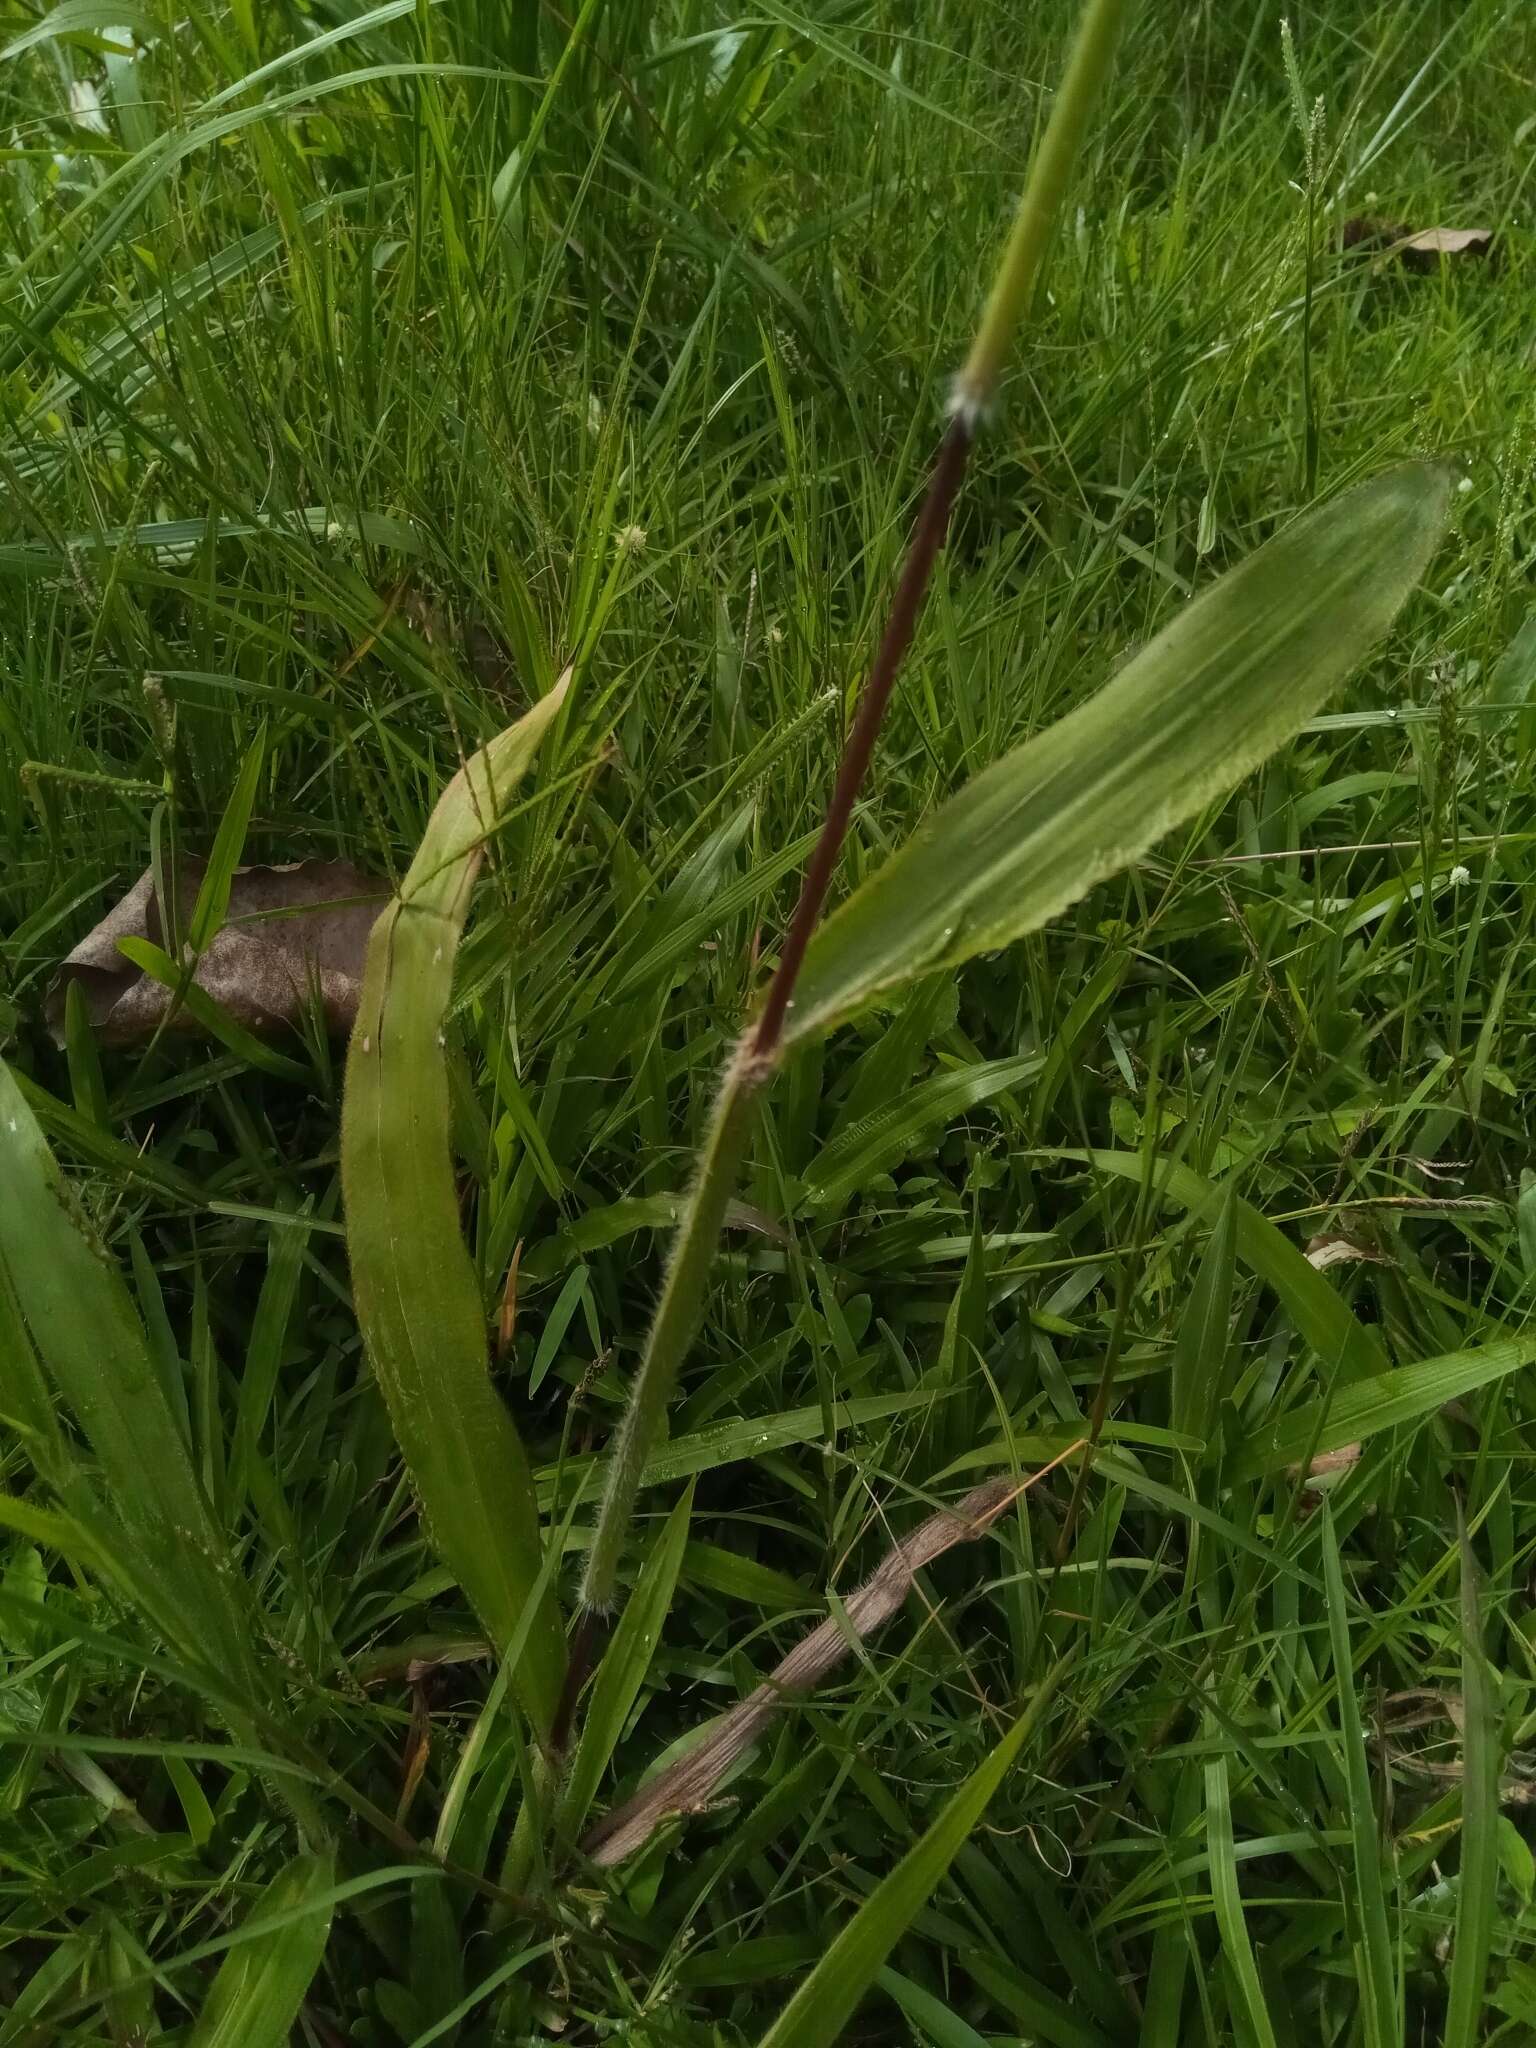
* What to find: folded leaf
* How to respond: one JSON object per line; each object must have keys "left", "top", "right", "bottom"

{"left": 342, "top": 682, "right": 569, "bottom": 1737}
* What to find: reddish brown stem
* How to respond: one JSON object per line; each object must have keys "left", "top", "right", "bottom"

{"left": 749, "top": 411, "right": 975, "bottom": 1057}
{"left": 550, "top": 1607, "right": 608, "bottom": 1756}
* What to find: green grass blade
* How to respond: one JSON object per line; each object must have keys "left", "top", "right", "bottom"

{"left": 576, "top": 1058, "right": 760, "bottom": 1621}
{"left": 1055, "top": 1148, "right": 1381, "bottom": 1380}
{"left": 1170, "top": 1180, "right": 1235, "bottom": 1445}
{"left": 0, "top": 1061, "right": 263, "bottom": 1697}
{"left": 1445, "top": 1511, "right": 1499, "bottom": 2047}
{"left": 1204, "top": 1750, "right": 1280, "bottom": 2048}
{"left": 560, "top": 1482, "right": 693, "bottom": 1841}
{"left": 342, "top": 683, "right": 569, "bottom": 1737}
{"left": 1229, "top": 1337, "right": 1536, "bottom": 1482}
{"left": 754, "top": 1666, "right": 1067, "bottom": 2048}
{"left": 0, "top": 0, "right": 152, "bottom": 61}
{"left": 114, "top": 936, "right": 311, "bottom": 1081}
{"left": 802, "top": 1052, "right": 1041, "bottom": 1210}
{"left": 787, "top": 463, "right": 1452, "bottom": 1048}
{"left": 1321, "top": 1506, "right": 1397, "bottom": 2048}
{"left": 187, "top": 725, "right": 267, "bottom": 956}
{"left": 187, "top": 1851, "right": 336, "bottom": 2048}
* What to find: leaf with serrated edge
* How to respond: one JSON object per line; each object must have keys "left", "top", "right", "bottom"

{"left": 787, "top": 463, "right": 1451, "bottom": 1048}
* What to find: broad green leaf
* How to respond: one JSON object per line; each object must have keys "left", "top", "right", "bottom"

{"left": 1445, "top": 1513, "right": 1499, "bottom": 2048}
{"left": 1228, "top": 1336, "right": 1536, "bottom": 1482}
{"left": 787, "top": 463, "right": 1452, "bottom": 1047}
{"left": 188, "top": 1852, "right": 336, "bottom": 2048}
{"left": 560, "top": 1484, "right": 693, "bottom": 1839}
{"left": 1321, "top": 1508, "right": 1397, "bottom": 2048}
{"left": 342, "top": 683, "right": 568, "bottom": 1737}
{"left": 0, "top": 0, "right": 154, "bottom": 61}
{"left": 754, "top": 1667, "right": 1066, "bottom": 2048}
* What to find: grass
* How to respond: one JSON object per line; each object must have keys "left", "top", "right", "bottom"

{"left": 2, "top": 0, "right": 1536, "bottom": 2039}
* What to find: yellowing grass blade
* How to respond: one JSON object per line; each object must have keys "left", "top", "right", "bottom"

{"left": 342, "top": 680, "right": 569, "bottom": 1737}
{"left": 786, "top": 462, "right": 1452, "bottom": 1049}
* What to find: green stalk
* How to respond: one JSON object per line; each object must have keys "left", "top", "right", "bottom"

{"left": 956, "top": 0, "right": 1129, "bottom": 415}
{"left": 565, "top": 1054, "right": 760, "bottom": 1712}
{"left": 564, "top": 0, "right": 1131, "bottom": 1719}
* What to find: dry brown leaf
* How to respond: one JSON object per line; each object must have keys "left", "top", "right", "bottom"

{"left": 1289, "top": 1442, "right": 1362, "bottom": 1491}
{"left": 395, "top": 1680, "right": 433, "bottom": 1826}
{"left": 1401, "top": 227, "right": 1497, "bottom": 266}
{"left": 580, "top": 1468, "right": 1065, "bottom": 1868}
{"left": 47, "top": 858, "right": 388, "bottom": 1047}
{"left": 1341, "top": 217, "right": 1498, "bottom": 273}
{"left": 1304, "top": 1232, "right": 1386, "bottom": 1271}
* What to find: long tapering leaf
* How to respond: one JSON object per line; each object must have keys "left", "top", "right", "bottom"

{"left": 1229, "top": 1336, "right": 1536, "bottom": 1482}
{"left": 559, "top": 1483, "right": 693, "bottom": 1841}
{"left": 1169, "top": 1180, "right": 1235, "bottom": 1446}
{"left": 1204, "top": 1749, "right": 1279, "bottom": 2048}
{"left": 1321, "top": 1507, "right": 1398, "bottom": 2048}
{"left": 187, "top": 1851, "right": 336, "bottom": 2048}
{"left": 786, "top": 463, "right": 1452, "bottom": 1048}
{"left": 342, "top": 681, "right": 569, "bottom": 1737}
{"left": 1445, "top": 1512, "right": 1499, "bottom": 2047}
{"left": 754, "top": 1668, "right": 1067, "bottom": 2048}
{"left": 0, "top": 1062, "right": 263, "bottom": 1698}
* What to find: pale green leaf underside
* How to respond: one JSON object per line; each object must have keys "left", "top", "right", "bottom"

{"left": 788, "top": 462, "right": 1453, "bottom": 1047}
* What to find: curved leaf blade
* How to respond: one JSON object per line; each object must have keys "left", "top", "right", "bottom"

{"left": 787, "top": 462, "right": 1452, "bottom": 1047}
{"left": 754, "top": 1665, "right": 1067, "bottom": 2048}
{"left": 188, "top": 1851, "right": 336, "bottom": 2048}
{"left": 1229, "top": 1336, "right": 1536, "bottom": 1482}
{"left": 342, "top": 683, "right": 569, "bottom": 1736}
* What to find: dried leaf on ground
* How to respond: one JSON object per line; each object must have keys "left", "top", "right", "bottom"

{"left": 582, "top": 1472, "right": 1041, "bottom": 1868}
{"left": 1341, "top": 218, "right": 1498, "bottom": 272}
{"left": 1289, "top": 1442, "right": 1362, "bottom": 1491}
{"left": 46, "top": 859, "right": 388, "bottom": 1046}
{"left": 1304, "top": 1232, "right": 1387, "bottom": 1271}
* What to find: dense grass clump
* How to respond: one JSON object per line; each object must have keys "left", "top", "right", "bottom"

{"left": 2, "top": 1, "right": 1536, "bottom": 2041}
